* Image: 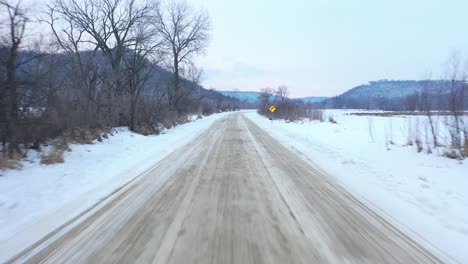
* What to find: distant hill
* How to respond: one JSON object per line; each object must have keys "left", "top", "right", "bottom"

{"left": 219, "top": 91, "right": 261, "bottom": 103}
{"left": 323, "top": 80, "right": 468, "bottom": 110}
{"left": 219, "top": 91, "right": 328, "bottom": 104}
{"left": 219, "top": 80, "right": 467, "bottom": 110}
{"left": 296, "top": 96, "right": 328, "bottom": 103}
{"left": 340, "top": 80, "right": 446, "bottom": 100}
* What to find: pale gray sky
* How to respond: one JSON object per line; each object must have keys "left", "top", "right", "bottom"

{"left": 20, "top": 0, "right": 468, "bottom": 97}
{"left": 189, "top": 0, "right": 468, "bottom": 97}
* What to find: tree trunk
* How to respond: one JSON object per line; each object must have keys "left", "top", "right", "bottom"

{"left": 129, "top": 96, "right": 137, "bottom": 131}
{"left": 464, "top": 136, "right": 468, "bottom": 158}
{"left": 427, "top": 114, "right": 438, "bottom": 148}
{"left": 5, "top": 42, "right": 20, "bottom": 158}
{"left": 172, "top": 51, "right": 180, "bottom": 114}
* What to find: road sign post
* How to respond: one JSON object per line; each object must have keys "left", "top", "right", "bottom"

{"left": 268, "top": 105, "right": 276, "bottom": 121}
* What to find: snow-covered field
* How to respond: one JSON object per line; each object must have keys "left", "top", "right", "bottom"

{"left": 0, "top": 112, "right": 228, "bottom": 259}
{"left": 246, "top": 110, "right": 468, "bottom": 263}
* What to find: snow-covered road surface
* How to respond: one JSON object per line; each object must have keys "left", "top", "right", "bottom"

{"left": 6, "top": 113, "right": 440, "bottom": 263}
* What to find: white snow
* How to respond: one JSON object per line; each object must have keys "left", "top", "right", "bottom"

{"left": 1, "top": 110, "right": 466, "bottom": 262}
{"left": 246, "top": 110, "right": 468, "bottom": 263}
{"left": 0, "top": 112, "right": 228, "bottom": 261}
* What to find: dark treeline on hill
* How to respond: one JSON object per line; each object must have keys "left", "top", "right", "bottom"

{"left": 318, "top": 80, "right": 468, "bottom": 111}
{"left": 0, "top": 0, "right": 244, "bottom": 159}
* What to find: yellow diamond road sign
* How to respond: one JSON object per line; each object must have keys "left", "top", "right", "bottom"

{"left": 269, "top": 105, "right": 276, "bottom": 113}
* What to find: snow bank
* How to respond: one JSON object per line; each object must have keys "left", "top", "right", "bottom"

{"left": 0, "top": 112, "right": 228, "bottom": 259}
{"left": 246, "top": 111, "right": 468, "bottom": 263}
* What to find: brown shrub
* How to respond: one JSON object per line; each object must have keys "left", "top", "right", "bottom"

{"left": 54, "top": 136, "right": 70, "bottom": 151}
{"left": 68, "top": 127, "right": 112, "bottom": 144}
{"left": 0, "top": 155, "right": 22, "bottom": 170}
{"left": 444, "top": 150, "right": 459, "bottom": 160}
{"left": 63, "top": 128, "right": 99, "bottom": 144}
{"left": 134, "top": 124, "right": 154, "bottom": 136}
{"left": 40, "top": 148, "right": 65, "bottom": 165}
{"left": 176, "top": 115, "right": 190, "bottom": 125}
{"left": 163, "top": 119, "right": 173, "bottom": 129}
{"left": 30, "top": 140, "right": 42, "bottom": 152}
{"left": 79, "top": 130, "right": 94, "bottom": 144}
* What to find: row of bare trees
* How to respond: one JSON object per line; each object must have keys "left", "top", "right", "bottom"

{"left": 401, "top": 68, "right": 467, "bottom": 158}
{"left": 0, "top": 0, "right": 231, "bottom": 159}
{"left": 258, "top": 86, "right": 323, "bottom": 121}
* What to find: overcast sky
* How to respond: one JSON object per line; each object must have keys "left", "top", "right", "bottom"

{"left": 188, "top": 0, "right": 468, "bottom": 97}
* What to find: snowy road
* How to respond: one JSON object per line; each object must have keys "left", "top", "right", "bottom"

{"left": 7, "top": 113, "right": 440, "bottom": 263}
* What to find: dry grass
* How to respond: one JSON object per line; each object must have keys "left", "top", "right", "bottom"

{"left": 62, "top": 128, "right": 105, "bottom": 144}
{"left": 0, "top": 155, "right": 22, "bottom": 170}
{"left": 40, "top": 147, "right": 65, "bottom": 165}
{"left": 134, "top": 124, "right": 160, "bottom": 136}
{"left": 40, "top": 136, "right": 70, "bottom": 165}
{"left": 163, "top": 119, "right": 174, "bottom": 129}
{"left": 444, "top": 150, "right": 460, "bottom": 160}
{"left": 176, "top": 115, "right": 190, "bottom": 125}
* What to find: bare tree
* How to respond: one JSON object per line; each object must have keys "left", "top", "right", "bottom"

{"left": 275, "top": 85, "right": 288, "bottom": 104}
{"left": 123, "top": 19, "right": 164, "bottom": 131}
{"left": 52, "top": 0, "right": 162, "bottom": 130}
{"left": 0, "top": 0, "right": 28, "bottom": 157}
{"left": 444, "top": 54, "right": 466, "bottom": 158}
{"left": 175, "top": 62, "right": 203, "bottom": 111}
{"left": 0, "top": 0, "right": 227, "bottom": 167}
{"left": 156, "top": 0, "right": 210, "bottom": 113}
{"left": 257, "top": 87, "right": 274, "bottom": 116}
{"left": 124, "top": 51, "right": 153, "bottom": 131}
{"left": 42, "top": 6, "right": 103, "bottom": 129}
{"left": 420, "top": 80, "right": 439, "bottom": 148}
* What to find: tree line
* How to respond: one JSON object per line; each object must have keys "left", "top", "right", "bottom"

{"left": 257, "top": 86, "right": 324, "bottom": 122}
{"left": 0, "top": 0, "right": 241, "bottom": 159}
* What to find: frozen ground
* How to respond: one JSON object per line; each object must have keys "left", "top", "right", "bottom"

{"left": 246, "top": 110, "right": 468, "bottom": 263}
{"left": 0, "top": 112, "right": 228, "bottom": 258}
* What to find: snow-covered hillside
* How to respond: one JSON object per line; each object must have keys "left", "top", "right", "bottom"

{"left": 340, "top": 80, "right": 454, "bottom": 100}
{"left": 246, "top": 111, "right": 468, "bottom": 263}
{"left": 322, "top": 80, "right": 468, "bottom": 110}
{"left": 0, "top": 113, "right": 228, "bottom": 258}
